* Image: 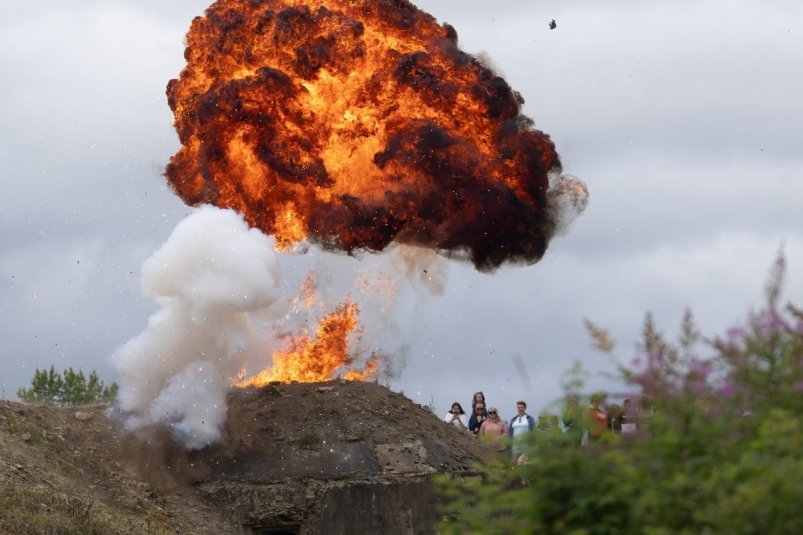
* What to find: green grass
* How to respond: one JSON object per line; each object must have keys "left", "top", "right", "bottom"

{"left": 0, "top": 485, "right": 176, "bottom": 535}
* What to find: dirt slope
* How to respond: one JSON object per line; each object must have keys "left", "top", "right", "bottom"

{"left": 0, "top": 381, "right": 485, "bottom": 534}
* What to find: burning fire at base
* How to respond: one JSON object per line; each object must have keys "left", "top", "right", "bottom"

{"left": 236, "top": 300, "right": 382, "bottom": 386}
{"left": 166, "top": 0, "right": 584, "bottom": 272}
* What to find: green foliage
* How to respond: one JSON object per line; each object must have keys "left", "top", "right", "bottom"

{"left": 437, "top": 254, "right": 803, "bottom": 534}
{"left": 17, "top": 366, "right": 118, "bottom": 406}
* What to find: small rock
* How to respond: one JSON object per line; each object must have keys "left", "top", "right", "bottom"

{"left": 316, "top": 386, "right": 334, "bottom": 392}
{"left": 21, "top": 432, "right": 32, "bottom": 442}
{"left": 74, "top": 411, "right": 92, "bottom": 421}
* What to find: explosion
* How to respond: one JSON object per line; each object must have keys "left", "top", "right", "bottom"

{"left": 113, "top": 0, "right": 587, "bottom": 449}
{"left": 236, "top": 300, "right": 381, "bottom": 386}
{"left": 166, "top": 0, "right": 582, "bottom": 271}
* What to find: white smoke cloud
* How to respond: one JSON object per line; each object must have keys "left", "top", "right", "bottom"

{"left": 111, "top": 205, "right": 281, "bottom": 449}
{"left": 548, "top": 173, "right": 590, "bottom": 235}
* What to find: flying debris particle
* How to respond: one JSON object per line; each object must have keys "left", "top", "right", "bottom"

{"left": 549, "top": 19, "right": 557, "bottom": 30}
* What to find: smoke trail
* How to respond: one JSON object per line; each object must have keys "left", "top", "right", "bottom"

{"left": 111, "top": 205, "right": 281, "bottom": 449}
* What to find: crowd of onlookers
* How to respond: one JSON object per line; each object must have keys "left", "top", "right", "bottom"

{"left": 443, "top": 391, "right": 655, "bottom": 461}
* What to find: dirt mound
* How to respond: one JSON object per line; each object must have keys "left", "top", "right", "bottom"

{"left": 203, "top": 380, "right": 485, "bottom": 475}
{"left": 0, "top": 381, "right": 485, "bottom": 534}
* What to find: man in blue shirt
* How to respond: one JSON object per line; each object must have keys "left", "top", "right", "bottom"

{"left": 508, "top": 400, "right": 535, "bottom": 462}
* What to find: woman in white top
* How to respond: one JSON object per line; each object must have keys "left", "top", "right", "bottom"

{"left": 443, "top": 402, "right": 469, "bottom": 431}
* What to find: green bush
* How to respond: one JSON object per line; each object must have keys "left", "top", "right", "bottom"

{"left": 17, "top": 366, "right": 117, "bottom": 406}
{"left": 437, "top": 255, "right": 803, "bottom": 534}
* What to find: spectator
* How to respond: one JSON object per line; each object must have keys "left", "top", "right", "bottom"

{"left": 479, "top": 407, "right": 508, "bottom": 452}
{"left": 620, "top": 398, "right": 637, "bottom": 434}
{"left": 562, "top": 397, "right": 579, "bottom": 431}
{"left": 607, "top": 403, "right": 623, "bottom": 433}
{"left": 639, "top": 395, "right": 655, "bottom": 423}
{"left": 468, "top": 402, "right": 488, "bottom": 435}
{"left": 443, "top": 402, "right": 468, "bottom": 431}
{"left": 583, "top": 393, "right": 608, "bottom": 446}
{"left": 470, "top": 391, "right": 486, "bottom": 412}
{"left": 508, "top": 401, "right": 535, "bottom": 462}
{"left": 562, "top": 396, "right": 583, "bottom": 445}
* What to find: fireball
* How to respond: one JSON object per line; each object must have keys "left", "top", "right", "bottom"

{"left": 166, "top": 0, "right": 566, "bottom": 271}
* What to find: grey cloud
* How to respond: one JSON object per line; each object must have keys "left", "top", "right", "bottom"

{"left": 2, "top": 0, "right": 802, "bottom": 424}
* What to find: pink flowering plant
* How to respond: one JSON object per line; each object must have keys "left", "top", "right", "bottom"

{"left": 436, "top": 255, "right": 803, "bottom": 534}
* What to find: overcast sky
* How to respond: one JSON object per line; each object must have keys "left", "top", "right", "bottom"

{"left": 2, "top": 0, "right": 801, "bottom": 422}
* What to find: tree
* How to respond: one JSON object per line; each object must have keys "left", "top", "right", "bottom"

{"left": 436, "top": 254, "right": 803, "bottom": 534}
{"left": 17, "top": 366, "right": 118, "bottom": 406}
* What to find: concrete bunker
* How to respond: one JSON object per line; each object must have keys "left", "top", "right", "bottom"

{"left": 189, "top": 381, "right": 486, "bottom": 534}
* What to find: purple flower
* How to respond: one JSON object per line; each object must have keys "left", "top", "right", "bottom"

{"left": 636, "top": 371, "right": 653, "bottom": 387}
{"left": 793, "top": 380, "right": 803, "bottom": 393}
{"left": 718, "top": 380, "right": 736, "bottom": 398}
{"left": 691, "top": 381, "right": 708, "bottom": 396}
{"left": 688, "top": 358, "right": 712, "bottom": 379}
{"left": 726, "top": 326, "right": 746, "bottom": 340}
{"left": 756, "top": 307, "right": 793, "bottom": 336}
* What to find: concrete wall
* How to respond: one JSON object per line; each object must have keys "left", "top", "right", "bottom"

{"left": 234, "top": 476, "right": 443, "bottom": 535}
{"left": 312, "top": 478, "right": 441, "bottom": 535}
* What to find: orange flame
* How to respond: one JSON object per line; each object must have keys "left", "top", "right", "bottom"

{"left": 237, "top": 300, "right": 377, "bottom": 386}
{"left": 166, "top": 0, "right": 568, "bottom": 272}
{"left": 290, "top": 271, "right": 318, "bottom": 313}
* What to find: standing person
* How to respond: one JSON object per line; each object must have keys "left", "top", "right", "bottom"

{"left": 443, "top": 402, "right": 468, "bottom": 431}
{"left": 607, "top": 403, "right": 623, "bottom": 433}
{"left": 562, "top": 397, "right": 583, "bottom": 446}
{"left": 508, "top": 401, "right": 535, "bottom": 462}
{"left": 468, "top": 402, "right": 488, "bottom": 435}
{"left": 562, "top": 397, "right": 579, "bottom": 431}
{"left": 470, "top": 391, "right": 486, "bottom": 412}
{"left": 583, "top": 393, "right": 608, "bottom": 446}
{"left": 478, "top": 407, "right": 508, "bottom": 452}
{"left": 620, "top": 398, "right": 637, "bottom": 434}
{"left": 638, "top": 395, "right": 655, "bottom": 425}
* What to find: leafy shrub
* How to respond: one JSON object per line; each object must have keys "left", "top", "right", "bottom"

{"left": 17, "top": 366, "right": 117, "bottom": 405}
{"left": 436, "top": 254, "right": 803, "bottom": 534}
